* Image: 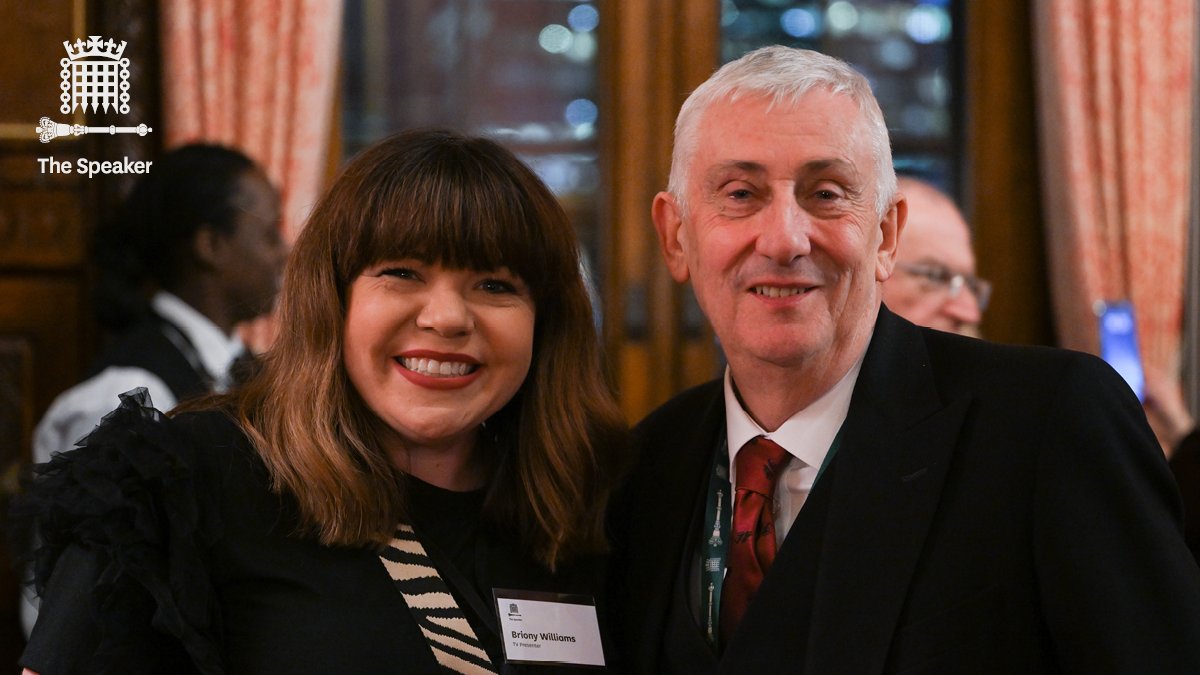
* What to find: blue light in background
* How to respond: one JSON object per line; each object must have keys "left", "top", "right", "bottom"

{"left": 565, "top": 98, "right": 598, "bottom": 126}
{"left": 906, "top": 4, "right": 951, "bottom": 44}
{"left": 780, "top": 8, "right": 820, "bottom": 39}
{"left": 567, "top": 4, "right": 599, "bottom": 33}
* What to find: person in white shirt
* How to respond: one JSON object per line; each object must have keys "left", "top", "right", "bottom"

{"left": 23, "top": 143, "right": 286, "bottom": 633}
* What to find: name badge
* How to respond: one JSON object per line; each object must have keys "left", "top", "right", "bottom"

{"left": 493, "top": 588, "right": 605, "bottom": 667}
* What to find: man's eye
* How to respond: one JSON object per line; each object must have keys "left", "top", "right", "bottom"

{"left": 815, "top": 189, "right": 840, "bottom": 200}
{"left": 729, "top": 188, "right": 754, "bottom": 200}
{"left": 927, "top": 266, "right": 954, "bottom": 283}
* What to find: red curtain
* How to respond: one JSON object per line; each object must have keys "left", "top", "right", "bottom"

{"left": 160, "top": 0, "right": 343, "bottom": 243}
{"left": 1034, "top": 0, "right": 1194, "bottom": 386}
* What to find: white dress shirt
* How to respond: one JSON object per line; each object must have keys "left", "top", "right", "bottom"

{"left": 32, "top": 291, "right": 243, "bottom": 465}
{"left": 723, "top": 352, "right": 865, "bottom": 546}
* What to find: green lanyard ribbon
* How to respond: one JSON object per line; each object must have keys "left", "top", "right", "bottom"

{"left": 698, "top": 427, "right": 844, "bottom": 647}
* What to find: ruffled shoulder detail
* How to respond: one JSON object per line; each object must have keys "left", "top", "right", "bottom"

{"left": 15, "top": 387, "right": 225, "bottom": 673}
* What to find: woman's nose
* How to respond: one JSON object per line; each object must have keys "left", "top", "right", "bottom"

{"left": 415, "top": 286, "right": 474, "bottom": 336}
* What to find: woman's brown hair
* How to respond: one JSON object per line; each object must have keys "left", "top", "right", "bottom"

{"left": 229, "top": 129, "right": 626, "bottom": 568}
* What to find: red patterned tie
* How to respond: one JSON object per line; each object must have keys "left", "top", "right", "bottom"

{"left": 719, "top": 436, "right": 791, "bottom": 645}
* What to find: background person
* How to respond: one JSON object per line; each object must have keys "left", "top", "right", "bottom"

{"left": 882, "top": 175, "right": 988, "bottom": 336}
{"left": 17, "top": 129, "right": 627, "bottom": 673}
{"left": 1145, "top": 370, "right": 1200, "bottom": 560}
{"left": 611, "top": 46, "right": 1200, "bottom": 673}
{"left": 22, "top": 143, "right": 286, "bottom": 634}
{"left": 32, "top": 143, "right": 286, "bottom": 466}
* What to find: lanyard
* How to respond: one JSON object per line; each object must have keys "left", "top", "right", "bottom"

{"left": 698, "top": 427, "right": 844, "bottom": 647}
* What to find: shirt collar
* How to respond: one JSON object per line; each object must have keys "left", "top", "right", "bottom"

{"left": 724, "top": 350, "right": 867, "bottom": 472}
{"left": 150, "top": 291, "right": 244, "bottom": 383}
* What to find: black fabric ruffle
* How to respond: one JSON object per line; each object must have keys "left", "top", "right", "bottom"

{"left": 13, "top": 388, "right": 224, "bottom": 674}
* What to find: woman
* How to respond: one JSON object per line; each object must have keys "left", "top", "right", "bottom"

{"left": 18, "top": 129, "right": 627, "bottom": 674}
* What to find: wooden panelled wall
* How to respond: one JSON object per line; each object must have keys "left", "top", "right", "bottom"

{"left": 599, "top": 0, "right": 723, "bottom": 422}
{"left": 966, "top": 1, "right": 1054, "bottom": 347}
{"left": 599, "top": 1, "right": 1053, "bottom": 423}
{"left": 0, "top": 0, "right": 159, "bottom": 664}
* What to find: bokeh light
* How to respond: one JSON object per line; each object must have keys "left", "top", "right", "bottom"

{"left": 780, "top": 8, "right": 821, "bottom": 39}
{"left": 565, "top": 98, "right": 599, "bottom": 127}
{"left": 567, "top": 4, "right": 599, "bottom": 33}
{"left": 906, "top": 4, "right": 952, "bottom": 44}
{"left": 538, "top": 24, "right": 573, "bottom": 54}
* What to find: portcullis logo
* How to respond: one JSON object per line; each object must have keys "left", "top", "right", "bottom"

{"left": 35, "top": 35, "right": 153, "bottom": 143}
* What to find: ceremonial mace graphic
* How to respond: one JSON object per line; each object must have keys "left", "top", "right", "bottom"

{"left": 36, "top": 117, "right": 152, "bottom": 144}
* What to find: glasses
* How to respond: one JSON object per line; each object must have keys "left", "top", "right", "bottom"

{"left": 895, "top": 261, "right": 992, "bottom": 313}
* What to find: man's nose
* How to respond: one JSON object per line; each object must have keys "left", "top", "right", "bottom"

{"left": 755, "top": 194, "right": 812, "bottom": 265}
{"left": 942, "top": 286, "right": 982, "bottom": 327}
{"left": 415, "top": 286, "right": 474, "bottom": 336}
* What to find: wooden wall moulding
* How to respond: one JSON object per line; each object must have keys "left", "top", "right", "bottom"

{"left": 0, "top": 0, "right": 86, "bottom": 139}
{"left": 0, "top": 276, "right": 84, "bottom": 458}
{"left": 0, "top": 278, "right": 85, "bottom": 424}
{"left": 964, "top": 1, "right": 1054, "bottom": 347}
{"left": 0, "top": 142, "right": 88, "bottom": 270}
{"left": 0, "top": 338, "right": 32, "bottom": 495}
{"left": 600, "top": 0, "right": 721, "bottom": 422}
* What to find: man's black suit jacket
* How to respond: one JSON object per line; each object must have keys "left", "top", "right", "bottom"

{"left": 610, "top": 307, "right": 1200, "bottom": 673}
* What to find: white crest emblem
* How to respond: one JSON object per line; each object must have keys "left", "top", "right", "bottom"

{"left": 61, "top": 36, "right": 130, "bottom": 115}
{"left": 36, "top": 35, "right": 152, "bottom": 144}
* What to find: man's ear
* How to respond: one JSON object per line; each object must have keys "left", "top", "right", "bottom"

{"left": 875, "top": 194, "right": 906, "bottom": 282}
{"left": 191, "top": 225, "right": 225, "bottom": 270}
{"left": 651, "top": 191, "right": 691, "bottom": 283}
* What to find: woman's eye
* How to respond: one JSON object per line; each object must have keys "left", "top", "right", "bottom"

{"left": 480, "top": 278, "right": 517, "bottom": 294}
{"left": 380, "top": 267, "right": 418, "bottom": 280}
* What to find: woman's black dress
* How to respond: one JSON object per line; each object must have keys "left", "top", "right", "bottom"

{"left": 17, "top": 390, "right": 610, "bottom": 674}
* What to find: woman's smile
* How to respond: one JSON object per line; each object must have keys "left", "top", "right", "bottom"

{"left": 342, "top": 260, "right": 535, "bottom": 454}
{"left": 395, "top": 350, "right": 483, "bottom": 389}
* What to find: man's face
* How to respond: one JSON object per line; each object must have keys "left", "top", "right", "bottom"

{"left": 882, "top": 186, "right": 982, "bottom": 335}
{"left": 217, "top": 170, "right": 286, "bottom": 323}
{"left": 653, "top": 90, "right": 901, "bottom": 375}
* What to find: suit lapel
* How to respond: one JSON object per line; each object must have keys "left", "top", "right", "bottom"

{"left": 659, "top": 395, "right": 725, "bottom": 668}
{"left": 721, "top": 309, "right": 971, "bottom": 672}
{"left": 805, "top": 308, "right": 971, "bottom": 672}
{"left": 624, "top": 382, "right": 725, "bottom": 672}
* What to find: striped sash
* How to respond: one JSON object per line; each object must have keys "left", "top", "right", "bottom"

{"left": 379, "top": 524, "right": 499, "bottom": 674}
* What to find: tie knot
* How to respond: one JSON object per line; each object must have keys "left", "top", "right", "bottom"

{"left": 735, "top": 436, "right": 791, "bottom": 497}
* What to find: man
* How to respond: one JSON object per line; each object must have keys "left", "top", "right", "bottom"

{"left": 610, "top": 46, "right": 1200, "bottom": 673}
{"left": 882, "top": 176, "right": 988, "bottom": 336}
{"left": 24, "top": 144, "right": 286, "bottom": 633}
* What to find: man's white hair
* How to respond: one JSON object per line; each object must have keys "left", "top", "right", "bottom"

{"left": 667, "top": 46, "right": 897, "bottom": 218}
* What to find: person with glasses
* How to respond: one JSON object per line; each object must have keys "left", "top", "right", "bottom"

{"left": 609, "top": 45, "right": 1200, "bottom": 673}
{"left": 882, "top": 176, "right": 989, "bottom": 337}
